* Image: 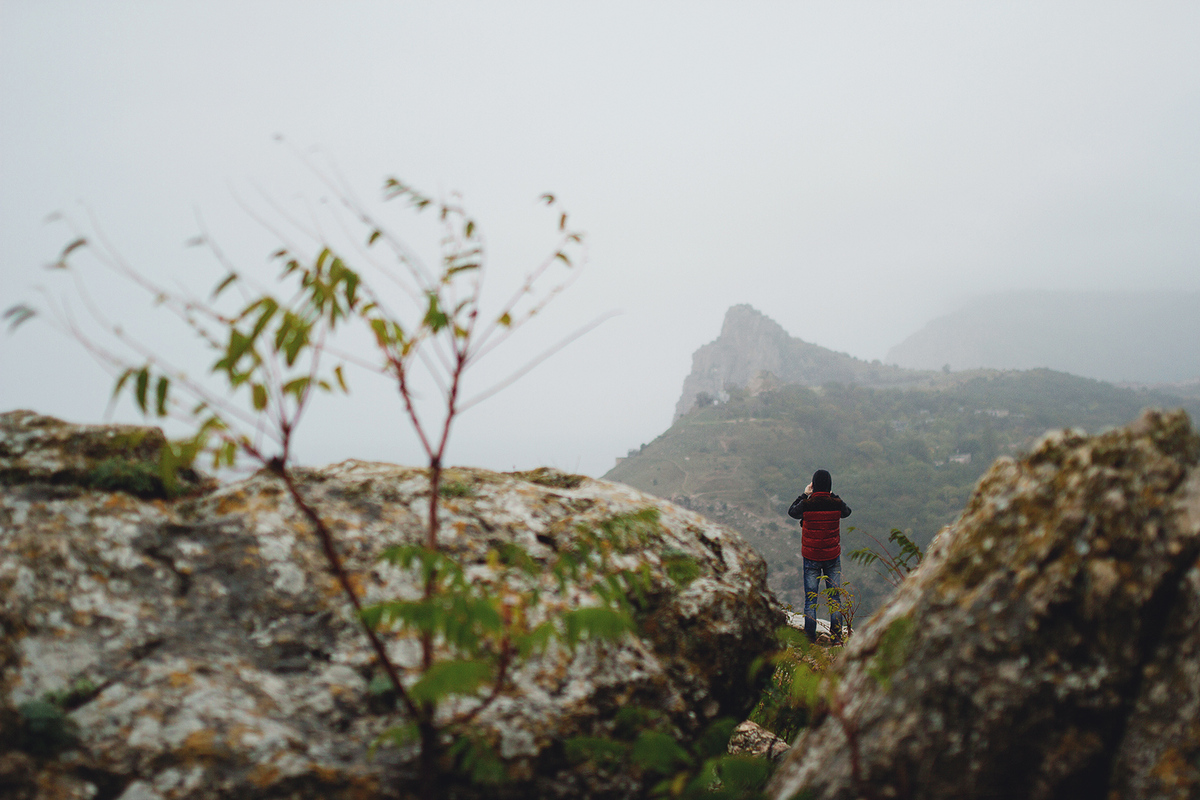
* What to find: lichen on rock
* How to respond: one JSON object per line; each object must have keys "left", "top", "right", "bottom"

{"left": 1, "top": 412, "right": 782, "bottom": 800}
{"left": 727, "top": 720, "right": 789, "bottom": 762}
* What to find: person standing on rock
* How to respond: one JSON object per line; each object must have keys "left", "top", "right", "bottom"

{"left": 787, "top": 469, "right": 851, "bottom": 644}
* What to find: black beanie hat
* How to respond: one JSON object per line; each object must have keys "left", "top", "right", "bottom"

{"left": 812, "top": 469, "right": 832, "bottom": 493}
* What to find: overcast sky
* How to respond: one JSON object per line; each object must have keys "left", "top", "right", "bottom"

{"left": 3, "top": 2, "right": 1199, "bottom": 477}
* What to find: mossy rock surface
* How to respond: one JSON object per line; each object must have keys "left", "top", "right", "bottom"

{"left": 0, "top": 410, "right": 206, "bottom": 498}
{"left": 509, "top": 466, "right": 588, "bottom": 490}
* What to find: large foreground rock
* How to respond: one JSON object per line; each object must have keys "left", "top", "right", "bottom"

{"left": 0, "top": 411, "right": 782, "bottom": 800}
{"left": 768, "top": 408, "right": 1200, "bottom": 800}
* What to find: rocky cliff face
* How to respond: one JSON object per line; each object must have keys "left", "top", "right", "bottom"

{"left": 673, "top": 305, "right": 939, "bottom": 421}
{"left": 767, "top": 408, "right": 1200, "bottom": 800}
{"left": 0, "top": 411, "right": 782, "bottom": 800}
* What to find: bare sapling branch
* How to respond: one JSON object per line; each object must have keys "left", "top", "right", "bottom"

{"left": 8, "top": 170, "right": 622, "bottom": 797}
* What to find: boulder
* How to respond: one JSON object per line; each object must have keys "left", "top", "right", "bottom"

{"left": 767, "top": 408, "right": 1200, "bottom": 800}
{"left": 0, "top": 412, "right": 783, "bottom": 800}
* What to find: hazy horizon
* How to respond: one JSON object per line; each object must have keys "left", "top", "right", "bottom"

{"left": 4, "top": 3, "right": 1199, "bottom": 476}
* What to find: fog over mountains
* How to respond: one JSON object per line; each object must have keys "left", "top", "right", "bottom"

{"left": 673, "top": 305, "right": 946, "bottom": 421}
{"left": 886, "top": 291, "right": 1200, "bottom": 385}
{"left": 611, "top": 302, "right": 1200, "bottom": 613}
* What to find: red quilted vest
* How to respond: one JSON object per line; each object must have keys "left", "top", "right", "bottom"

{"left": 800, "top": 492, "right": 843, "bottom": 561}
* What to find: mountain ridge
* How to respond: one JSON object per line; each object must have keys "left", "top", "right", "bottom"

{"left": 673, "top": 305, "right": 947, "bottom": 421}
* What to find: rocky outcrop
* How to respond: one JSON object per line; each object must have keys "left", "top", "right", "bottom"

{"left": 767, "top": 408, "right": 1200, "bottom": 800}
{"left": 0, "top": 411, "right": 783, "bottom": 800}
{"left": 673, "top": 305, "right": 939, "bottom": 420}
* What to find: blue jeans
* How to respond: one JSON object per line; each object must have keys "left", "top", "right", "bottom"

{"left": 803, "top": 556, "right": 843, "bottom": 641}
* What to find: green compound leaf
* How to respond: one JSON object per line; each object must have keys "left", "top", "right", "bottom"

{"left": 251, "top": 383, "right": 268, "bottom": 411}
{"left": 408, "top": 659, "right": 492, "bottom": 704}
{"left": 564, "top": 736, "right": 628, "bottom": 766}
{"left": 631, "top": 729, "right": 691, "bottom": 774}
{"left": 562, "top": 606, "right": 633, "bottom": 646}
{"left": 154, "top": 376, "right": 170, "bottom": 417}
{"left": 448, "top": 734, "right": 506, "bottom": 787}
{"left": 134, "top": 367, "right": 150, "bottom": 414}
{"left": 422, "top": 292, "right": 450, "bottom": 333}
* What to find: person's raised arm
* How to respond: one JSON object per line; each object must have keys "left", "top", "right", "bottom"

{"left": 787, "top": 495, "right": 805, "bottom": 519}
{"left": 787, "top": 482, "right": 814, "bottom": 519}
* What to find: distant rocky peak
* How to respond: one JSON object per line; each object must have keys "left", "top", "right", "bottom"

{"left": 718, "top": 304, "right": 791, "bottom": 344}
{"left": 672, "top": 306, "right": 789, "bottom": 420}
{"left": 673, "top": 305, "right": 937, "bottom": 420}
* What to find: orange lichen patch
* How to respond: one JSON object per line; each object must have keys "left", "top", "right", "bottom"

{"left": 215, "top": 493, "right": 249, "bottom": 515}
{"left": 34, "top": 766, "right": 95, "bottom": 800}
{"left": 312, "top": 765, "right": 345, "bottom": 784}
{"left": 226, "top": 723, "right": 262, "bottom": 749}
{"left": 311, "top": 767, "right": 387, "bottom": 800}
{"left": 247, "top": 762, "right": 281, "bottom": 788}
{"left": 1150, "top": 747, "right": 1193, "bottom": 791}
{"left": 347, "top": 778, "right": 385, "bottom": 800}
{"left": 319, "top": 576, "right": 346, "bottom": 599}
{"left": 328, "top": 684, "right": 350, "bottom": 699}
{"left": 318, "top": 571, "right": 369, "bottom": 600}
{"left": 179, "top": 728, "right": 224, "bottom": 760}
{"left": 167, "top": 671, "right": 192, "bottom": 688}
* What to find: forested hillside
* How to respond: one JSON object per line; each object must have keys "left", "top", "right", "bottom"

{"left": 606, "top": 369, "right": 1200, "bottom": 617}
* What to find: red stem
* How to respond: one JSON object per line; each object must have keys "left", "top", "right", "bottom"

{"left": 275, "top": 466, "right": 420, "bottom": 721}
